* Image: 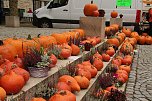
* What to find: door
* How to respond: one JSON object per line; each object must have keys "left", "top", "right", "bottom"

{"left": 48, "top": 0, "right": 70, "bottom": 20}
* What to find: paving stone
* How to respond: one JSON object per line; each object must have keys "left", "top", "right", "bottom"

{"left": 138, "top": 98, "right": 149, "bottom": 101}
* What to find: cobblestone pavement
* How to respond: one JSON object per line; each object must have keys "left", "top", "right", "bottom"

{"left": 126, "top": 45, "right": 152, "bottom": 101}
{"left": 0, "top": 26, "right": 72, "bottom": 40}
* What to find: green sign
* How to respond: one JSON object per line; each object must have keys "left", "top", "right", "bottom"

{"left": 116, "top": 0, "right": 132, "bottom": 7}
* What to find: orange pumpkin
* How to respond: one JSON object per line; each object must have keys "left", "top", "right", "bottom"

{"left": 31, "top": 98, "right": 46, "bottom": 101}
{"left": 77, "top": 69, "right": 91, "bottom": 80}
{"left": 51, "top": 33, "right": 67, "bottom": 44}
{"left": 102, "top": 53, "right": 110, "bottom": 62}
{"left": 72, "top": 29, "right": 85, "bottom": 38}
{"left": 122, "top": 28, "right": 132, "bottom": 37}
{"left": 55, "top": 82, "right": 71, "bottom": 92}
{"left": 58, "top": 75, "right": 80, "bottom": 92}
{"left": 119, "top": 65, "right": 131, "bottom": 73}
{"left": 13, "top": 55, "right": 24, "bottom": 68}
{"left": 83, "top": 0, "right": 98, "bottom": 16}
{"left": 0, "top": 71, "right": 25, "bottom": 94}
{"left": 49, "top": 54, "right": 57, "bottom": 67}
{"left": 130, "top": 32, "right": 139, "bottom": 41}
{"left": 49, "top": 90, "right": 76, "bottom": 101}
{"left": 74, "top": 75, "right": 90, "bottom": 89}
{"left": 33, "top": 35, "right": 57, "bottom": 48}
{"left": 93, "top": 57, "right": 104, "bottom": 71}
{"left": 59, "top": 48, "right": 71, "bottom": 59}
{"left": 11, "top": 67, "right": 30, "bottom": 83}
{"left": 107, "top": 38, "right": 120, "bottom": 48}
{"left": 145, "top": 36, "right": 152, "bottom": 45}
{"left": 0, "top": 87, "right": 6, "bottom": 101}
{"left": 0, "top": 40, "right": 17, "bottom": 62}
{"left": 111, "top": 10, "right": 118, "bottom": 18}
{"left": 93, "top": 52, "right": 102, "bottom": 60}
{"left": 70, "top": 44, "right": 80, "bottom": 56}
{"left": 120, "top": 42, "right": 133, "bottom": 55}
{"left": 138, "top": 36, "right": 146, "bottom": 45}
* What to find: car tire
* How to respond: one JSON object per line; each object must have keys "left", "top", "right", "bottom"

{"left": 38, "top": 19, "right": 53, "bottom": 28}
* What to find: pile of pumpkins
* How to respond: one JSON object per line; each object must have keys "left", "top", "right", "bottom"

{"left": 0, "top": 28, "right": 103, "bottom": 100}
{"left": 30, "top": 29, "right": 127, "bottom": 101}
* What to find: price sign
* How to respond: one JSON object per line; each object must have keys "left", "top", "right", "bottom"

{"left": 116, "top": 0, "right": 132, "bottom": 7}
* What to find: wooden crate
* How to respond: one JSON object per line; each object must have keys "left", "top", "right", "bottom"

{"left": 80, "top": 17, "right": 105, "bottom": 39}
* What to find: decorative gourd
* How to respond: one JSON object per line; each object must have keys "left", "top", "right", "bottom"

{"left": 83, "top": 0, "right": 98, "bottom": 16}
{"left": 110, "top": 10, "right": 118, "bottom": 18}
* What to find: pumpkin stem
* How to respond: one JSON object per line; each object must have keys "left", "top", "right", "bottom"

{"left": 0, "top": 40, "right": 4, "bottom": 46}
{"left": 27, "top": 34, "right": 32, "bottom": 40}
{"left": 59, "top": 90, "right": 67, "bottom": 96}
{"left": 37, "top": 34, "right": 41, "bottom": 38}
{"left": 91, "top": 0, "right": 93, "bottom": 4}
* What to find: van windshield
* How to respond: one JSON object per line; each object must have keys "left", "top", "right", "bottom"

{"left": 51, "top": 0, "right": 68, "bottom": 7}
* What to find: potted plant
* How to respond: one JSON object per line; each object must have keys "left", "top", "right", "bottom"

{"left": 23, "top": 47, "right": 50, "bottom": 78}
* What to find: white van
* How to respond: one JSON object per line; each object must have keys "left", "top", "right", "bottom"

{"left": 32, "top": 0, "right": 143, "bottom": 28}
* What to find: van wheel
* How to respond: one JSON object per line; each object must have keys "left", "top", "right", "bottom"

{"left": 39, "top": 19, "right": 53, "bottom": 28}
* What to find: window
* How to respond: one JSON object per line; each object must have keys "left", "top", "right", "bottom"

{"left": 49, "top": 0, "right": 68, "bottom": 8}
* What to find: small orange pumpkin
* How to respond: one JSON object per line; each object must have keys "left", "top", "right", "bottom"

{"left": 111, "top": 10, "right": 118, "bottom": 18}
{"left": 83, "top": 0, "right": 98, "bottom": 16}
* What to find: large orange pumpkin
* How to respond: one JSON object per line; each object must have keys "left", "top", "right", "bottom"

{"left": 0, "top": 87, "right": 6, "bottom": 101}
{"left": 0, "top": 71, "right": 25, "bottom": 94}
{"left": 11, "top": 67, "right": 30, "bottom": 83}
{"left": 83, "top": 1, "right": 98, "bottom": 16}
{"left": 51, "top": 33, "right": 67, "bottom": 44}
{"left": 93, "top": 57, "right": 104, "bottom": 71}
{"left": 49, "top": 90, "right": 76, "bottom": 101}
{"left": 55, "top": 82, "right": 71, "bottom": 92}
{"left": 58, "top": 75, "right": 80, "bottom": 92}
{"left": 110, "top": 10, "right": 118, "bottom": 18}
{"left": 74, "top": 75, "right": 90, "bottom": 89}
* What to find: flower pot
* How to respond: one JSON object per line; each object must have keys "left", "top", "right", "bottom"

{"left": 28, "top": 67, "right": 49, "bottom": 78}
